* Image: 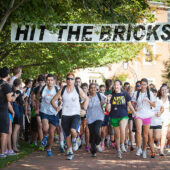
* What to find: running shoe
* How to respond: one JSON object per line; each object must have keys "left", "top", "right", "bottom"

{"left": 121, "top": 144, "right": 127, "bottom": 152}
{"left": 73, "top": 141, "right": 79, "bottom": 151}
{"left": 91, "top": 153, "right": 97, "bottom": 157}
{"left": 60, "top": 145, "right": 65, "bottom": 153}
{"left": 85, "top": 146, "right": 90, "bottom": 152}
{"left": 0, "top": 154, "right": 7, "bottom": 158}
{"left": 42, "top": 136, "right": 47, "bottom": 146}
{"left": 8, "top": 150, "right": 17, "bottom": 156}
{"left": 96, "top": 145, "right": 103, "bottom": 152}
{"left": 4, "top": 150, "right": 8, "bottom": 155}
{"left": 47, "top": 150, "right": 53, "bottom": 157}
{"left": 101, "top": 142, "right": 105, "bottom": 151}
{"left": 111, "top": 142, "right": 116, "bottom": 149}
{"left": 142, "top": 150, "right": 147, "bottom": 159}
{"left": 39, "top": 144, "right": 45, "bottom": 151}
{"left": 117, "top": 150, "right": 122, "bottom": 159}
{"left": 151, "top": 152, "right": 155, "bottom": 158}
{"left": 67, "top": 152, "right": 74, "bottom": 160}
{"left": 160, "top": 151, "right": 165, "bottom": 156}
{"left": 77, "top": 137, "right": 82, "bottom": 148}
{"left": 136, "top": 148, "right": 142, "bottom": 156}
{"left": 130, "top": 146, "right": 134, "bottom": 151}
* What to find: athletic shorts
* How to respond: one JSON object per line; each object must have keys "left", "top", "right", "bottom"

{"left": 40, "top": 112, "right": 59, "bottom": 127}
{"left": 61, "top": 115, "right": 81, "bottom": 137}
{"left": 135, "top": 117, "right": 152, "bottom": 126}
{"left": 102, "top": 115, "right": 110, "bottom": 126}
{"left": 0, "top": 111, "right": 9, "bottom": 134}
{"left": 9, "top": 113, "right": 13, "bottom": 123}
{"left": 110, "top": 116, "right": 129, "bottom": 128}
{"left": 128, "top": 114, "right": 133, "bottom": 120}
{"left": 150, "top": 125, "right": 162, "bottom": 129}
{"left": 31, "top": 117, "right": 38, "bottom": 132}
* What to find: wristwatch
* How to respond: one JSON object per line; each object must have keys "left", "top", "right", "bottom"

{"left": 82, "top": 108, "right": 87, "bottom": 111}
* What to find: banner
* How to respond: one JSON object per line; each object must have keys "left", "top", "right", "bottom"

{"left": 11, "top": 23, "right": 170, "bottom": 43}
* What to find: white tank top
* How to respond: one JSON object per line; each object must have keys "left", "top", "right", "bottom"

{"left": 62, "top": 87, "right": 80, "bottom": 116}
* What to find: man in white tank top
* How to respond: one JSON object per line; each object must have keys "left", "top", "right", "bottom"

{"left": 36, "top": 74, "right": 60, "bottom": 157}
{"left": 51, "top": 72, "right": 89, "bottom": 160}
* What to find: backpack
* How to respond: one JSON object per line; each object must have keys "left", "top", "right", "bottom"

{"left": 39, "top": 85, "right": 58, "bottom": 103}
{"left": 136, "top": 89, "right": 151, "bottom": 101}
{"left": 61, "top": 85, "right": 81, "bottom": 102}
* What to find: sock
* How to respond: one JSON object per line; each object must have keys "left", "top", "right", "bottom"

{"left": 106, "top": 135, "right": 110, "bottom": 140}
{"left": 60, "top": 140, "right": 64, "bottom": 147}
{"left": 72, "top": 138, "right": 76, "bottom": 143}
{"left": 47, "top": 149, "right": 51, "bottom": 152}
{"left": 44, "top": 136, "right": 47, "bottom": 139}
{"left": 68, "top": 147, "right": 73, "bottom": 154}
{"left": 102, "top": 139, "right": 105, "bottom": 143}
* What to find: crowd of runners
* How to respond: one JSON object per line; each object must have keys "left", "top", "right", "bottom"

{"left": 0, "top": 66, "right": 170, "bottom": 160}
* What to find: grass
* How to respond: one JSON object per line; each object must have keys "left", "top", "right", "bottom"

{"left": 0, "top": 141, "right": 35, "bottom": 169}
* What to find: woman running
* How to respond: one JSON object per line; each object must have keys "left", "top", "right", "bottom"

{"left": 132, "top": 78, "right": 156, "bottom": 159}
{"left": 106, "top": 80, "right": 136, "bottom": 158}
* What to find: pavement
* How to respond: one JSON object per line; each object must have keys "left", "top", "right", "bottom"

{"left": 3, "top": 146, "right": 170, "bottom": 170}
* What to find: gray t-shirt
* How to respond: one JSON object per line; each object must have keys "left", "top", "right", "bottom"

{"left": 86, "top": 93, "right": 106, "bottom": 124}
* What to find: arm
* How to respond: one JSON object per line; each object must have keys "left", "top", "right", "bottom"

{"left": 35, "top": 89, "right": 41, "bottom": 114}
{"left": 79, "top": 88, "right": 89, "bottom": 110}
{"left": 6, "top": 93, "right": 13, "bottom": 102}
{"left": 156, "top": 106, "right": 164, "bottom": 117}
{"left": 127, "top": 101, "right": 137, "bottom": 117}
{"left": 8, "top": 102, "right": 15, "bottom": 118}
{"left": 51, "top": 89, "right": 62, "bottom": 112}
{"left": 105, "top": 94, "right": 112, "bottom": 112}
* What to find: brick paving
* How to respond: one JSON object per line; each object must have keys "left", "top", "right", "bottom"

{"left": 4, "top": 146, "right": 170, "bottom": 170}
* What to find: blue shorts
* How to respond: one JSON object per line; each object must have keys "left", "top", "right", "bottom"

{"left": 40, "top": 112, "right": 59, "bottom": 127}
{"left": 9, "top": 113, "right": 13, "bottom": 123}
{"left": 102, "top": 115, "right": 110, "bottom": 126}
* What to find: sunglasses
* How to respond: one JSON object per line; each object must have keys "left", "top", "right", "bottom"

{"left": 67, "top": 77, "right": 74, "bottom": 81}
{"left": 136, "top": 85, "right": 140, "bottom": 87}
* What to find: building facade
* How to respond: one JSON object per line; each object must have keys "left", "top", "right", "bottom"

{"left": 75, "top": 2, "right": 170, "bottom": 88}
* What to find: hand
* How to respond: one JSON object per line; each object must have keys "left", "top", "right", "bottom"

{"left": 156, "top": 112, "right": 161, "bottom": 117}
{"left": 106, "top": 94, "right": 112, "bottom": 103}
{"left": 56, "top": 106, "right": 61, "bottom": 112}
{"left": 36, "top": 109, "right": 39, "bottom": 115}
{"left": 12, "top": 112, "right": 15, "bottom": 118}
{"left": 80, "top": 109, "right": 86, "bottom": 117}
{"left": 133, "top": 112, "right": 137, "bottom": 118}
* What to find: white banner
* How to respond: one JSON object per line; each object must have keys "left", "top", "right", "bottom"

{"left": 11, "top": 23, "right": 170, "bottom": 43}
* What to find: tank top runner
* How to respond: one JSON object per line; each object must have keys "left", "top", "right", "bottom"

{"left": 62, "top": 87, "right": 81, "bottom": 116}
{"left": 40, "top": 86, "right": 58, "bottom": 115}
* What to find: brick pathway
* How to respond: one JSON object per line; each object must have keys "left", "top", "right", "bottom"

{"left": 4, "top": 146, "right": 170, "bottom": 170}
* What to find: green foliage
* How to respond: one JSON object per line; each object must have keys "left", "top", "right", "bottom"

{"left": 112, "top": 73, "right": 129, "bottom": 83}
{"left": 0, "top": 0, "right": 153, "bottom": 79}
{"left": 162, "top": 57, "right": 170, "bottom": 86}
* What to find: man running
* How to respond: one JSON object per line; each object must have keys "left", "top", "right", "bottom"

{"left": 51, "top": 72, "right": 89, "bottom": 160}
{"left": 36, "top": 74, "right": 60, "bottom": 157}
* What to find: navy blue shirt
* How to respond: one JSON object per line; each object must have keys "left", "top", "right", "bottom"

{"left": 110, "top": 91, "right": 131, "bottom": 118}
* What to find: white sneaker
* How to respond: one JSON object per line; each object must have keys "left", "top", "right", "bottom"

{"left": 77, "top": 137, "right": 81, "bottom": 148}
{"left": 73, "top": 141, "right": 78, "bottom": 151}
{"left": 142, "top": 150, "right": 147, "bottom": 159}
{"left": 136, "top": 148, "right": 142, "bottom": 156}
{"left": 96, "top": 144, "right": 103, "bottom": 152}
{"left": 117, "top": 150, "right": 122, "bottom": 159}
{"left": 121, "top": 144, "right": 127, "bottom": 152}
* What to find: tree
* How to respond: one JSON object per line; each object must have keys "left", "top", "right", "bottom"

{"left": 0, "top": 0, "right": 155, "bottom": 79}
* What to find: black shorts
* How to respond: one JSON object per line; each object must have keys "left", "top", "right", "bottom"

{"left": 0, "top": 111, "right": 9, "bottom": 134}
{"left": 102, "top": 115, "right": 110, "bottom": 126}
{"left": 128, "top": 114, "right": 133, "bottom": 120}
{"left": 150, "top": 125, "right": 162, "bottom": 129}
{"left": 31, "top": 117, "right": 38, "bottom": 132}
{"left": 61, "top": 115, "right": 81, "bottom": 137}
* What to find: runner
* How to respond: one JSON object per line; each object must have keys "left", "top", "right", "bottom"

{"left": 132, "top": 78, "right": 156, "bottom": 159}
{"left": 86, "top": 83, "right": 106, "bottom": 156}
{"left": 51, "top": 72, "right": 89, "bottom": 160}
{"left": 80, "top": 83, "right": 90, "bottom": 152}
{"left": 36, "top": 74, "right": 60, "bottom": 157}
{"left": 148, "top": 88, "right": 164, "bottom": 158}
{"left": 0, "top": 67, "right": 13, "bottom": 158}
{"left": 158, "top": 84, "right": 170, "bottom": 156}
{"left": 106, "top": 80, "right": 136, "bottom": 158}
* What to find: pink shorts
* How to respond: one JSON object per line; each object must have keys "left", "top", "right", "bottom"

{"left": 134, "top": 117, "right": 152, "bottom": 125}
